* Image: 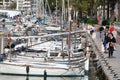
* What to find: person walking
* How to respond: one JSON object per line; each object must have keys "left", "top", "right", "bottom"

{"left": 99, "top": 26, "right": 104, "bottom": 42}
{"left": 103, "top": 32, "right": 108, "bottom": 53}
{"left": 106, "top": 33, "right": 116, "bottom": 57}
{"left": 107, "top": 42, "right": 114, "bottom": 58}
{"left": 107, "top": 33, "right": 116, "bottom": 44}
{"left": 102, "top": 27, "right": 109, "bottom": 53}
{"left": 109, "top": 25, "right": 115, "bottom": 33}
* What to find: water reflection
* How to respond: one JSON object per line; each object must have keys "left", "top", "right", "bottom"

{"left": 0, "top": 75, "right": 82, "bottom": 80}
{"left": 26, "top": 76, "right": 29, "bottom": 80}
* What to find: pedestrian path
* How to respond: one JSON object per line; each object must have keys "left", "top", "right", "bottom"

{"left": 93, "top": 31, "right": 120, "bottom": 80}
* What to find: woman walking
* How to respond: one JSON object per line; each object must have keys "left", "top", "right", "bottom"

{"left": 107, "top": 33, "right": 116, "bottom": 57}
{"left": 107, "top": 42, "right": 114, "bottom": 58}
{"left": 103, "top": 32, "right": 108, "bottom": 53}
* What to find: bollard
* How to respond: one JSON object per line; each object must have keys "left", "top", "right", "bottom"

{"left": 108, "top": 66, "right": 112, "bottom": 70}
{"left": 44, "top": 70, "right": 47, "bottom": 80}
{"left": 26, "top": 65, "right": 29, "bottom": 75}
{"left": 110, "top": 70, "right": 115, "bottom": 74}
{"left": 113, "top": 73, "right": 118, "bottom": 78}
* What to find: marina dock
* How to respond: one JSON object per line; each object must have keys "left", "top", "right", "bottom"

{"left": 1, "top": 25, "right": 120, "bottom": 80}
{"left": 92, "top": 30, "right": 120, "bottom": 80}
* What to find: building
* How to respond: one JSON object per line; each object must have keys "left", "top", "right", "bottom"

{"left": 31, "top": 0, "right": 37, "bottom": 14}
{"left": 16, "top": 0, "right": 41, "bottom": 15}
{"left": 16, "top": 0, "right": 31, "bottom": 15}
{"left": 0, "top": 0, "right": 14, "bottom": 9}
{"left": 0, "top": 9, "right": 21, "bottom": 17}
{"left": 16, "top": 0, "right": 46, "bottom": 16}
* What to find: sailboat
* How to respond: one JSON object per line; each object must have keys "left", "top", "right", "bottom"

{"left": 0, "top": 30, "right": 89, "bottom": 77}
{"left": 0, "top": 0, "right": 89, "bottom": 79}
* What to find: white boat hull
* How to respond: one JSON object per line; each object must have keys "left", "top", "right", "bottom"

{"left": 0, "top": 61, "right": 85, "bottom": 77}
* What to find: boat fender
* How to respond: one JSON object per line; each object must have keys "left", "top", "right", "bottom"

{"left": 26, "top": 65, "right": 29, "bottom": 74}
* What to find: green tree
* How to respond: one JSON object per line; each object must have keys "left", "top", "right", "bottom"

{"left": 110, "top": 0, "right": 117, "bottom": 22}
{"left": 95, "top": 0, "right": 106, "bottom": 18}
{"left": 118, "top": 0, "right": 120, "bottom": 21}
{"left": 48, "top": 0, "right": 62, "bottom": 12}
{"left": 69, "top": 0, "right": 88, "bottom": 21}
{"left": 87, "top": 0, "right": 98, "bottom": 18}
{"left": 8, "top": 1, "right": 16, "bottom": 9}
{"left": 48, "top": 0, "right": 99, "bottom": 21}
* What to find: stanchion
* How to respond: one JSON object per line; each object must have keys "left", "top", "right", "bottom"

{"left": 26, "top": 65, "right": 29, "bottom": 75}
{"left": 44, "top": 70, "right": 47, "bottom": 80}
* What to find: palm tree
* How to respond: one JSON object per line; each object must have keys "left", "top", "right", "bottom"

{"left": 48, "top": 0, "right": 100, "bottom": 21}
{"left": 8, "top": 1, "right": 16, "bottom": 9}
{"left": 97, "top": 0, "right": 106, "bottom": 19}
{"left": 118, "top": 0, "right": 120, "bottom": 21}
{"left": 69, "top": 0, "right": 88, "bottom": 21}
{"left": 87, "top": 0, "right": 96, "bottom": 18}
{"left": 109, "top": 0, "right": 117, "bottom": 22}
{"left": 102, "top": 0, "right": 106, "bottom": 19}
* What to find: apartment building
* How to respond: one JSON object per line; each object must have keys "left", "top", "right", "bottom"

{"left": 31, "top": 0, "right": 37, "bottom": 14}
{"left": 17, "top": 0, "right": 42, "bottom": 15}
{"left": 0, "top": 0, "right": 14, "bottom": 9}
{"left": 17, "top": 0, "right": 31, "bottom": 14}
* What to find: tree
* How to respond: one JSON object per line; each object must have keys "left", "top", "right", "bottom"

{"left": 47, "top": 0, "right": 99, "bottom": 21}
{"left": 69, "top": 0, "right": 88, "bottom": 21}
{"left": 48, "top": 0, "right": 62, "bottom": 13}
{"left": 118, "top": 0, "right": 120, "bottom": 21}
{"left": 87, "top": 0, "right": 96, "bottom": 18}
{"left": 109, "top": 0, "right": 116, "bottom": 22}
{"left": 96, "top": 0, "right": 106, "bottom": 19}
{"left": 8, "top": 1, "right": 16, "bottom": 9}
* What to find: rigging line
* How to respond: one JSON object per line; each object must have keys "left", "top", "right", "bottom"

{"left": 46, "top": 0, "right": 51, "bottom": 14}
{"left": 46, "top": 0, "right": 53, "bottom": 23}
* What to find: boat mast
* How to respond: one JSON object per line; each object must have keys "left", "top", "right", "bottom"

{"left": 61, "top": 0, "right": 64, "bottom": 53}
{"left": 7, "top": 33, "right": 12, "bottom": 62}
{"left": 0, "top": 32, "right": 4, "bottom": 55}
{"left": 37, "top": 0, "right": 43, "bottom": 18}
{"left": 46, "top": 0, "right": 52, "bottom": 20}
{"left": 36, "top": 0, "right": 39, "bottom": 17}
{"left": 67, "top": 0, "right": 71, "bottom": 64}
{"left": 56, "top": 0, "right": 58, "bottom": 25}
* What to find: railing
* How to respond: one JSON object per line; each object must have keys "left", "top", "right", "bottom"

{"left": 0, "top": 22, "right": 13, "bottom": 25}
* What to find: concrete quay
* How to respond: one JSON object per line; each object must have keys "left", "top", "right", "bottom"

{"left": 92, "top": 31, "right": 120, "bottom": 80}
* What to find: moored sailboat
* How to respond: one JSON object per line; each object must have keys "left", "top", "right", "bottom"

{"left": 0, "top": 30, "right": 89, "bottom": 78}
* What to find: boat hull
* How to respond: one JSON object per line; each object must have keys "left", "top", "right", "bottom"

{"left": 0, "top": 62, "right": 84, "bottom": 77}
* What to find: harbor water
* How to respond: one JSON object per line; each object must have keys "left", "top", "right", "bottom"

{"left": 0, "top": 75, "right": 83, "bottom": 80}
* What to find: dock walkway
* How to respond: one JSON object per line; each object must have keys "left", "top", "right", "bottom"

{"left": 93, "top": 30, "right": 120, "bottom": 80}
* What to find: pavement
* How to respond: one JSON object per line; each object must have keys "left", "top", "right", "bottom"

{"left": 93, "top": 30, "right": 120, "bottom": 80}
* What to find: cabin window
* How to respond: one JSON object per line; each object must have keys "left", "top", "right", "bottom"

{"left": 41, "top": 37, "right": 47, "bottom": 41}
{"left": 60, "top": 53, "right": 68, "bottom": 56}
{"left": 50, "top": 52, "right": 59, "bottom": 56}
{"left": 35, "top": 38, "right": 38, "bottom": 41}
